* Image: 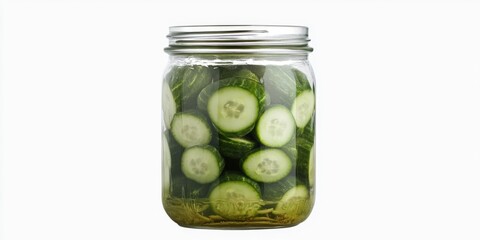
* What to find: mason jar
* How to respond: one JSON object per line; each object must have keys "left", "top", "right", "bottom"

{"left": 161, "top": 25, "right": 316, "bottom": 229}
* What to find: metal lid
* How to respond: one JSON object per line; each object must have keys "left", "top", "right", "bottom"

{"left": 165, "top": 25, "right": 313, "bottom": 55}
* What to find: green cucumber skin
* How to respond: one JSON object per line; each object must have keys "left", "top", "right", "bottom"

{"left": 262, "top": 176, "right": 300, "bottom": 201}
{"left": 219, "top": 67, "right": 259, "bottom": 82}
{"left": 170, "top": 176, "right": 210, "bottom": 198}
{"left": 163, "top": 66, "right": 185, "bottom": 113}
{"left": 245, "top": 65, "right": 266, "bottom": 80}
{"left": 281, "top": 145, "right": 298, "bottom": 164}
{"left": 293, "top": 68, "right": 312, "bottom": 93}
{"left": 295, "top": 137, "right": 315, "bottom": 187}
{"left": 262, "top": 66, "right": 312, "bottom": 105}
{"left": 167, "top": 65, "right": 213, "bottom": 110}
{"left": 218, "top": 136, "right": 257, "bottom": 160}
{"left": 197, "top": 76, "right": 267, "bottom": 112}
{"left": 218, "top": 65, "right": 237, "bottom": 79}
{"left": 297, "top": 117, "right": 315, "bottom": 140}
{"left": 163, "top": 130, "right": 184, "bottom": 174}
{"left": 215, "top": 123, "right": 254, "bottom": 139}
{"left": 213, "top": 171, "right": 262, "bottom": 194}
{"left": 218, "top": 65, "right": 266, "bottom": 80}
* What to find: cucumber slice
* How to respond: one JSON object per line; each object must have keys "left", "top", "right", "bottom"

{"left": 273, "top": 185, "right": 309, "bottom": 216}
{"left": 291, "top": 90, "right": 315, "bottom": 129}
{"left": 199, "top": 77, "right": 266, "bottom": 137}
{"left": 307, "top": 143, "right": 315, "bottom": 187}
{"left": 197, "top": 78, "right": 266, "bottom": 136}
{"left": 263, "top": 66, "right": 311, "bottom": 105}
{"left": 163, "top": 65, "right": 213, "bottom": 127}
{"left": 208, "top": 87, "right": 259, "bottom": 137}
{"left": 162, "top": 133, "right": 172, "bottom": 192}
{"left": 163, "top": 130, "right": 183, "bottom": 164}
{"left": 209, "top": 172, "right": 262, "bottom": 220}
{"left": 181, "top": 145, "right": 224, "bottom": 184}
{"left": 218, "top": 135, "right": 257, "bottom": 160}
{"left": 171, "top": 111, "right": 212, "bottom": 148}
{"left": 262, "top": 176, "right": 298, "bottom": 201}
{"left": 197, "top": 76, "right": 266, "bottom": 113}
{"left": 162, "top": 66, "right": 185, "bottom": 129}
{"left": 262, "top": 66, "right": 315, "bottom": 129}
{"left": 256, "top": 105, "right": 296, "bottom": 147}
{"left": 162, "top": 82, "right": 177, "bottom": 129}
{"left": 297, "top": 138, "right": 315, "bottom": 187}
{"left": 241, "top": 148, "right": 292, "bottom": 183}
{"left": 162, "top": 131, "right": 184, "bottom": 193}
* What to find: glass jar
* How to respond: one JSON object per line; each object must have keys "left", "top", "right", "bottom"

{"left": 161, "top": 25, "right": 316, "bottom": 229}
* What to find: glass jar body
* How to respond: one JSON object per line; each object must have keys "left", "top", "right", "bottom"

{"left": 161, "top": 55, "right": 316, "bottom": 229}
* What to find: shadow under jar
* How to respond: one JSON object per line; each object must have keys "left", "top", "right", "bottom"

{"left": 161, "top": 25, "right": 316, "bottom": 229}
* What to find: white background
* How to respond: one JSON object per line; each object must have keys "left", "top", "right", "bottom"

{"left": 1, "top": 0, "right": 480, "bottom": 239}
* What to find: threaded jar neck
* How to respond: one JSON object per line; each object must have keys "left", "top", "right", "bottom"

{"left": 165, "top": 25, "right": 313, "bottom": 56}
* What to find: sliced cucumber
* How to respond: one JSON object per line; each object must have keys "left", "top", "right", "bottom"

{"left": 262, "top": 66, "right": 315, "bottom": 129}
{"left": 162, "top": 133, "right": 173, "bottom": 192}
{"left": 262, "top": 176, "right": 298, "bottom": 201}
{"left": 199, "top": 77, "right": 266, "bottom": 137}
{"left": 208, "top": 87, "right": 259, "bottom": 137}
{"left": 163, "top": 65, "right": 213, "bottom": 127}
{"left": 171, "top": 111, "right": 212, "bottom": 148}
{"left": 162, "top": 82, "right": 177, "bottom": 129}
{"left": 162, "top": 131, "right": 184, "bottom": 193}
{"left": 181, "top": 145, "right": 224, "bottom": 184}
{"left": 241, "top": 148, "right": 292, "bottom": 183}
{"left": 291, "top": 90, "right": 315, "bottom": 129}
{"left": 256, "top": 105, "right": 296, "bottom": 147}
{"left": 162, "top": 66, "right": 185, "bottom": 129}
{"left": 263, "top": 66, "right": 310, "bottom": 105}
{"left": 273, "top": 185, "right": 309, "bottom": 216}
{"left": 170, "top": 176, "right": 210, "bottom": 198}
{"left": 307, "top": 143, "right": 315, "bottom": 187}
{"left": 163, "top": 130, "right": 183, "bottom": 164}
{"left": 218, "top": 135, "right": 257, "bottom": 160}
{"left": 209, "top": 172, "right": 262, "bottom": 220}
{"left": 197, "top": 76, "right": 266, "bottom": 112}
{"left": 296, "top": 137, "right": 315, "bottom": 187}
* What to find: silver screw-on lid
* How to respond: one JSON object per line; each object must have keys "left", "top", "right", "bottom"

{"left": 165, "top": 25, "right": 313, "bottom": 55}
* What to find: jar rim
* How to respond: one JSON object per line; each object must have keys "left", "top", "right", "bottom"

{"left": 165, "top": 25, "right": 313, "bottom": 55}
